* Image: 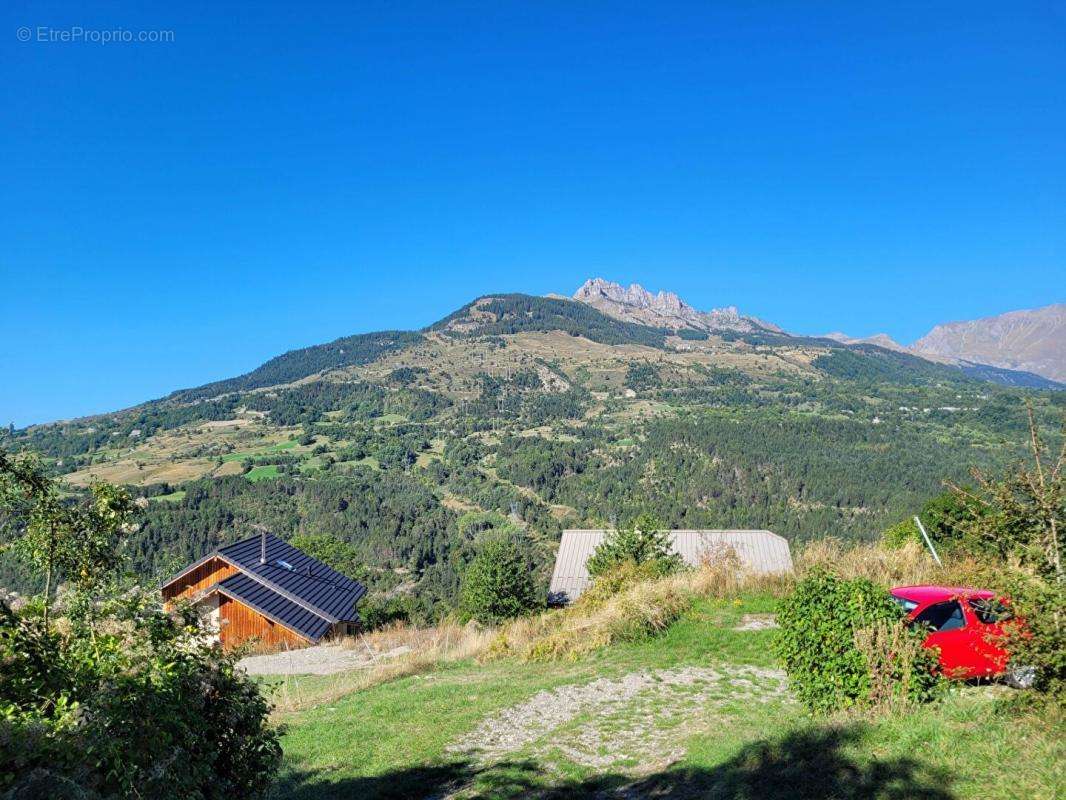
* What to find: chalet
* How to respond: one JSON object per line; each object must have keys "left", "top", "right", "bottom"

{"left": 548, "top": 528, "right": 793, "bottom": 604}
{"left": 162, "top": 531, "right": 366, "bottom": 651}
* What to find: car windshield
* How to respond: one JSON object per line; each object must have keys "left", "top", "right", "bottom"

{"left": 890, "top": 595, "right": 919, "bottom": 613}
{"left": 969, "top": 597, "right": 1013, "bottom": 624}
{"left": 913, "top": 600, "right": 966, "bottom": 632}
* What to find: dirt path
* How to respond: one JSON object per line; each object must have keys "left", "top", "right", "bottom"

{"left": 447, "top": 664, "right": 790, "bottom": 773}
{"left": 238, "top": 643, "right": 411, "bottom": 675}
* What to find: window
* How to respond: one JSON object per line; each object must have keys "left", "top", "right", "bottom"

{"left": 913, "top": 601, "right": 965, "bottom": 632}
{"left": 890, "top": 595, "right": 919, "bottom": 613}
{"left": 969, "top": 598, "right": 1012, "bottom": 624}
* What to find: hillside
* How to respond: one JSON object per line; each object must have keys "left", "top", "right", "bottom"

{"left": 912, "top": 303, "right": 1066, "bottom": 383}
{"left": 2, "top": 287, "right": 1063, "bottom": 618}
{"left": 827, "top": 303, "right": 1066, "bottom": 384}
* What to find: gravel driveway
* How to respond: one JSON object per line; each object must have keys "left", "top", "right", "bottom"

{"left": 238, "top": 642, "right": 411, "bottom": 675}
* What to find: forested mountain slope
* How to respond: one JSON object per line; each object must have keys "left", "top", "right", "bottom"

{"left": 2, "top": 290, "right": 1062, "bottom": 619}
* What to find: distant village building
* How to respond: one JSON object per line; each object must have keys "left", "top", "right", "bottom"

{"left": 162, "top": 532, "right": 365, "bottom": 651}
{"left": 548, "top": 529, "right": 793, "bottom": 604}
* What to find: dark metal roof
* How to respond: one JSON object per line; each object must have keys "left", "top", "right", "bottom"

{"left": 218, "top": 532, "right": 367, "bottom": 623}
{"left": 218, "top": 572, "right": 333, "bottom": 642}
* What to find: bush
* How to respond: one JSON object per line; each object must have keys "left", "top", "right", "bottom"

{"left": 359, "top": 594, "right": 417, "bottom": 630}
{"left": 969, "top": 563, "right": 1065, "bottom": 696}
{"left": 775, "top": 570, "right": 942, "bottom": 714}
{"left": 578, "top": 559, "right": 670, "bottom": 607}
{"left": 881, "top": 518, "right": 920, "bottom": 549}
{"left": 0, "top": 592, "right": 281, "bottom": 799}
{"left": 944, "top": 406, "right": 1064, "bottom": 696}
{"left": 586, "top": 514, "right": 681, "bottom": 579}
{"left": 458, "top": 537, "right": 542, "bottom": 625}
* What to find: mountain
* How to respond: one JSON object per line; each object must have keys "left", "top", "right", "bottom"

{"left": 911, "top": 304, "right": 1066, "bottom": 384}
{"left": 3, "top": 283, "right": 1062, "bottom": 621}
{"left": 572, "top": 278, "right": 781, "bottom": 334}
{"left": 821, "top": 332, "right": 909, "bottom": 353}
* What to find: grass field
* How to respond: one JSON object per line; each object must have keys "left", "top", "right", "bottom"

{"left": 151, "top": 489, "right": 186, "bottom": 503}
{"left": 246, "top": 465, "right": 281, "bottom": 481}
{"left": 222, "top": 439, "right": 299, "bottom": 462}
{"left": 267, "top": 595, "right": 1062, "bottom": 800}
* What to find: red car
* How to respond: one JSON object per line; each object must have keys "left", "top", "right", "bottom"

{"left": 890, "top": 585, "right": 1030, "bottom": 685}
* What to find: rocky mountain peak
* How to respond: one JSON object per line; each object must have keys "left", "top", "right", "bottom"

{"left": 572, "top": 278, "right": 775, "bottom": 333}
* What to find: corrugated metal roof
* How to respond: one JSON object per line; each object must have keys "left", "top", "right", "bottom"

{"left": 548, "top": 529, "right": 793, "bottom": 604}
{"left": 219, "top": 533, "right": 367, "bottom": 622}
{"left": 218, "top": 572, "right": 333, "bottom": 642}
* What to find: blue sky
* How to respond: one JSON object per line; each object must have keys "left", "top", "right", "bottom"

{"left": 1, "top": 2, "right": 1063, "bottom": 427}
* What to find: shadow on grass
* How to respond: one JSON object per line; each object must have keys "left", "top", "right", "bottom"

{"left": 271, "top": 723, "right": 956, "bottom": 800}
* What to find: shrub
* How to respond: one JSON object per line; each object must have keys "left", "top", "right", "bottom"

{"left": 459, "top": 537, "right": 542, "bottom": 625}
{"left": 0, "top": 453, "right": 281, "bottom": 799}
{"left": 491, "top": 567, "right": 695, "bottom": 662}
{"left": 945, "top": 405, "right": 1064, "bottom": 696}
{"left": 775, "top": 570, "right": 942, "bottom": 714}
{"left": 881, "top": 518, "right": 920, "bottom": 549}
{"left": 0, "top": 592, "right": 281, "bottom": 799}
{"left": 578, "top": 559, "right": 669, "bottom": 607}
{"left": 586, "top": 514, "right": 681, "bottom": 579}
{"left": 967, "top": 562, "right": 1065, "bottom": 696}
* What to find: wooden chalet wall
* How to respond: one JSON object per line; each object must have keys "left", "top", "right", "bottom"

{"left": 218, "top": 596, "right": 310, "bottom": 651}
{"left": 162, "top": 557, "right": 238, "bottom": 604}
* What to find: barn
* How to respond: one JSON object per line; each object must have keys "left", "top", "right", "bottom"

{"left": 548, "top": 529, "right": 793, "bottom": 604}
{"left": 161, "top": 531, "right": 366, "bottom": 651}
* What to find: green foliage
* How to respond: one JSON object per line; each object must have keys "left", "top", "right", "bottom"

{"left": 586, "top": 514, "right": 682, "bottom": 578}
{"left": 0, "top": 452, "right": 135, "bottom": 626}
{"left": 676, "top": 328, "right": 709, "bottom": 341}
{"left": 456, "top": 510, "right": 517, "bottom": 540}
{"left": 358, "top": 594, "right": 420, "bottom": 629}
{"left": 812, "top": 346, "right": 963, "bottom": 385}
{"left": 577, "top": 559, "right": 672, "bottom": 607}
{"left": 919, "top": 491, "right": 980, "bottom": 547}
{"left": 945, "top": 407, "right": 1065, "bottom": 694}
{"left": 289, "top": 534, "right": 367, "bottom": 581}
{"left": 983, "top": 566, "right": 1065, "bottom": 696}
{"left": 881, "top": 491, "right": 980, "bottom": 550}
{"left": 0, "top": 458, "right": 280, "bottom": 799}
{"left": 459, "top": 537, "right": 542, "bottom": 625}
{"left": 431, "top": 294, "right": 670, "bottom": 348}
{"left": 175, "top": 331, "right": 423, "bottom": 401}
{"left": 881, "top": 518, "right": 920, "bottom": 549}
{"left": 624, "top": 362, "right": 660, "bottom": 391}
{"left": 775, "top": 570, "right": 942, "bottom": 713}
{"left": 0, "top": 592, "right": 281, "bottom": 800}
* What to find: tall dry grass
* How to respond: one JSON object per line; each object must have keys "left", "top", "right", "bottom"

{"left": 795, "top": 539, "right": 985, "bottom": 587}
